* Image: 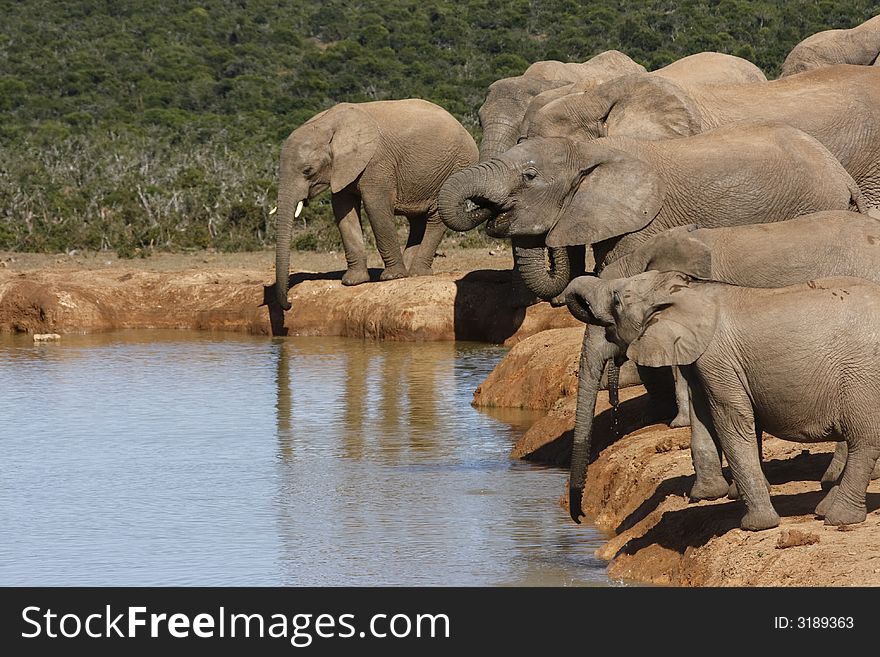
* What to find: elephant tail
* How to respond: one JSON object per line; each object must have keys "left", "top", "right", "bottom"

{"left": 848, "top": 180, "right": 868, "bottom": 215}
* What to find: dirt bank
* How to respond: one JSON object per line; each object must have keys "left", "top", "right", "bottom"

{"left": 479, "top": 330, "right": 880, "bottom": 585}
{"left": 0, "top": 249, "right": 577, "bottom": 343}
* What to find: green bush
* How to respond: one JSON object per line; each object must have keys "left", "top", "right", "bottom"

{"left": 1, "top": 0, "right": 877, "bottom": 254}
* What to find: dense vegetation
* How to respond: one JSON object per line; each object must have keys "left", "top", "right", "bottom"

{"left": 1, "top": 0, "right": 877, "bottom": 255}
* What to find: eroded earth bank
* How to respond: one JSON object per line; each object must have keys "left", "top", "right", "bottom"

{"left": 3, "top": 250, "right": 878, "bottom": 586}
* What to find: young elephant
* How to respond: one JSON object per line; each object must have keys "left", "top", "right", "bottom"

{"left": 608, "top": 272, "right": 880, "bottom": 530}
{"left": 274, "top": 99, "right": 478, "bottom": 310}
{"left": 562, "top": 211, "right": 880, "bottom": 519}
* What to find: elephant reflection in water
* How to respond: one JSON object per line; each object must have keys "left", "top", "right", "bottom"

{"left": 273, "top": 339, "right": 447, "bottom": 462}
{"left": 274, "top": 339, "right": 294, "bottom": 462}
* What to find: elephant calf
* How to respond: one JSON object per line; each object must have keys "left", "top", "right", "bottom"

{"left": 585, "top": 271, "right": 880, "bottom": 530}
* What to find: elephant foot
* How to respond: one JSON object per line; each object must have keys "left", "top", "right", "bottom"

{"left": 342, "top": 267, "right": 370, "bottom": 286}
{"left": 814, "top": 485, "right": 837, "bottom": 518}
{"left": 727, "top": 475, "right": 771, "bottom": 500}
{"left": 379, "top": 264, "right": 409, "bottom": 281}
{"left": 823, "top": 501, "right": 867, "bottom": 526}
{"left": 740, "top": 507, "right": 780, "bottom": 532}
{"left": 407, "top": 263, "right": 433, "bottom": 278}
{"left": 689, "top": 476, "right": 730, "bottom": 502}
{"left": 668, "top": 411, "right": 691, "bottom": 428}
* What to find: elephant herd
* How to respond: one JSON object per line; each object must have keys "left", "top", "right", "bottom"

{"left": 274, "top": 16, "right": 880, "bottom": 532}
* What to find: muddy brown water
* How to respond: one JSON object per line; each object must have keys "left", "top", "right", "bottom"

{"left": 0, "top": 331, "right": 614, "bottom": 586}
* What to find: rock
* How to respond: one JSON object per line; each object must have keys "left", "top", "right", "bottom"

{"left": 33, "top": 333, "right": 61, "bottom": 341}
{"left": 776, "top": 529, "right": 820, "bottom": 549}
{"left": 0, "top": 268, "right": 578, "bottom": 343}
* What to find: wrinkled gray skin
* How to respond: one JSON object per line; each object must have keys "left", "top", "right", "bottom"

{"left": 478, "top": 50, "right": 646, "bottom": 161}
{"left": 522, "top": 52, "right": 765, "bottom": 134}
{"left": 477, "top": 50, "right": 646, "bottom": 300}
{"left": 781, "top": 15, "right": 880, "bottom": 76}
{"left": 599, "top": 272, "right": 880, "bottom": 530}
{"left": 480, "top": 51, "right": 764, "bottom": 303}
{"left": 528, "top": 65, "right": 880, "bottom": 211}
{"left": 564, "top": 210, "right": 880, "bottom": 520}
{"left": 438, "top": 122, "right": 864, "bottom": 305}
{"left": 274, "top": 100, "right": 477, "bottom": 310}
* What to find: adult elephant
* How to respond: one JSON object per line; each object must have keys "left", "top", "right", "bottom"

{"left": 781, "top": 15, "right": 880, "bottom": 76}
{"left": 523, "top": 52, "right": 765, "bottom": 131}
{"left": 273, "top": 100, "right": 477, "bottom": 311}
{"left": 562, "top": 211, "right": 880, "bottom": 522}
{"left": 477, "top": 50, "right": 646, "bottom": 161}
{"left": 439, "top": 123, "right": 864, "bottom": 300}
{"left": 527, "top": 65, "right": 880, "bottom": 212}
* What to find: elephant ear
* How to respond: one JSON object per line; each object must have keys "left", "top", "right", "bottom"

{"left": 643, "top": 225, "right": 713, "bottom": 280}
{"left": 626, "top": 274, "right": 718, "bottom": 367}
{"left": 329, "top": 105, "right": 379, "bottom": 193}
{"left": 600, "top": 73, "right": 702, "bottom": 140}
{"left": 546, "top": 143, "right": 665, "bottom": 248}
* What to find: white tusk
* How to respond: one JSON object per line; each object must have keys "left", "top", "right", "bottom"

{"left": 269, "top": 206, "right": 277, "bottom": 215}
{"left": 294, "top": 200, "right": 304, "bottom": 218}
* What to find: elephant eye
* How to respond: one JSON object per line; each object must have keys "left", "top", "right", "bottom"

{"left": 612, "top": 290, "right": 621, "bottom": 306}
{"left": 596, "top": 120, "right": 608, "bottom": 138}
{"left": 522, "top": 167, "right": 538, "bottom": 182}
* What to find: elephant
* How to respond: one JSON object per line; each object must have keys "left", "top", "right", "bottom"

{"left": 274, "top": 99, "right": 478, "bottom": 310}
{"left": 438, "top": 121, "right": 865, "bottom": 302}
{"left": 562, "top": 210, "right": 880, "bottom": 521}
{"left": 522, "top": 52, "right": 765, "bottom": 135}
{"left": 526, "top": 64, "right": 880, "bottom": 210}
{"left": 781, "top": 15, "right": 880, "bottom": 76}
{"left": 584, "top": 271, "right": 880, "bottom": 530}
{"left": 477, "top": 50, "right": 646, "bottom": 161}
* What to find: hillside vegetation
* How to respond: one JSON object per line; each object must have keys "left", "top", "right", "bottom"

{"left": 1, "top": 0, "right": 877, "bottom": 255}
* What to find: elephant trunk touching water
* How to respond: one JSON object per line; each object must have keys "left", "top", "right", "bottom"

{"left": 274, "top": 151, "right": 314, "bottom": 310}
{"left": 437, "top": 161, "right": 572, "bottom": 300}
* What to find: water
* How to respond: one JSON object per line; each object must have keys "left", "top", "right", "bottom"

{"left": 0, "top": 331, "right": 612, "bottom": 586}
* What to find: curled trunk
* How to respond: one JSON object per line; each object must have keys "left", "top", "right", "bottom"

{"left": 513, "top": 237, "right": 571, "bottom": 300}
{"left": 437, "top": 163, "right": 501, "bottom": 232}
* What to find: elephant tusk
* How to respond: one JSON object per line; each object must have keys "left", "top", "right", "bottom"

{"left": 269, "top": 206, "right": 277, "bottom": 215}
{"left": 294, "top": 200, "right": 304, "bottom": 219}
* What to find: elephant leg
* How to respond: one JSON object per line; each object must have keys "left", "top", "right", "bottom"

{"left": 821, "top": 438, "right": 877, "bottom": 526}
{"left": 332, "top": 191, "right": 370, "bottom": 286}
{"left": 727, "top": 423, "right": 771, "bottom": 500}
{"left": 821, "top": 441, "right": 848, "bottom": 490}
{"left": 408, "top": 209, "right": 445, "bottom": 277}
{"left": 669, "top": 366, "right": 691, "bottom": 427}
{"left": 362, "top": 192, "right": 407, "bottom": 281}
{"left": 636, "top": 364, "right": 678, "bottom": 423}
{"left": 402, "top": 214, "right": 426, "bottom": 272}
{"left": 711, "top": 395, "right": 779, "bottom": 531}
{"left": 682, "top": 369, "right": 729, "bottom": 501}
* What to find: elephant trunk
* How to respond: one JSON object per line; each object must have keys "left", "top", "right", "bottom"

{"left": 569, "top": 326, "right": 610, "bottom": 523}
{"left": 607, "top": 360, "right": 621, "bottom": 436}
{"left": 513, "top": 237, "right": 571, "bottom": 300}
{"left": 437, "top": 163, "right": 502, "bottom": 232}
{"left": 274, "top": 156, "right": 308, "bottom": 311}
{"left": 478, "top": 119, "right": 522, "bottom": 161}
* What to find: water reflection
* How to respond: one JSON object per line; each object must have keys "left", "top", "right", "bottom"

{"left": 1, "top": 331, "right": 613, "bottom": 586}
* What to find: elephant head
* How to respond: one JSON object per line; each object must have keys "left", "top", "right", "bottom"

{"left": 617, "top": 271, "right": 719, "bottom": 367}
{"left": 478, "top": 51, "right": 646, "bottom": 160}
{"left": 560, "top": 271, "right": 716, "bottom": 520}
{"left": 437, "top": 137, "right": 665, "bottom": 300}
{"left": 275, "top": 104, "right": 379, "bottom": 310}
{"left": 781, "top": 15, "right": 880, "bottom": 77}
{"left": 527, "top": 73, "right": 703, "bottom": 142}
{"left": 598, "top": 224, "right": 713, "bottom": 280}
